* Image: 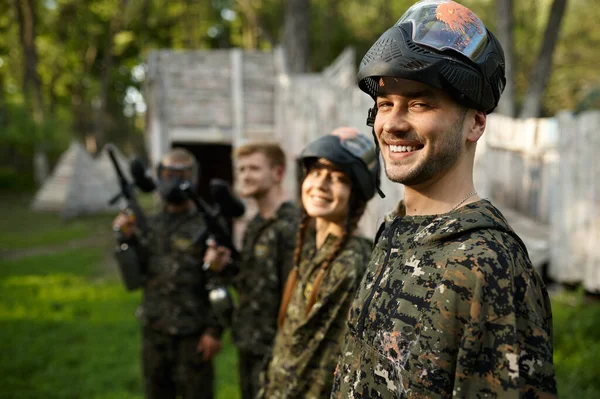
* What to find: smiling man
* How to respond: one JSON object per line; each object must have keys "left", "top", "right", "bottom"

{"left": 229, "top": 143, "right": 299, "bottom": 399}
{"left": 331, "top": 1, "right": 557, "bottom": 398}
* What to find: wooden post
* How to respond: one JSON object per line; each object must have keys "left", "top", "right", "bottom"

{"left": 231, "top": 49, "right": 244, "bottom": 147}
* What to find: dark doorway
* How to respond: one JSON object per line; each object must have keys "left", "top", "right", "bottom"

{"left": 171, "top": 142, "right": 233, "bottom": 206}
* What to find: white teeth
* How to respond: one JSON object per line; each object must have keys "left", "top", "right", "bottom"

{"left": 311, "top": 196, "right": 330, "bottom": 203}
{"left": 390, "top": 145, "right": 418, "bottom": 153}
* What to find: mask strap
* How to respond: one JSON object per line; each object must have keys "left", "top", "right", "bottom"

{"left": 367, "top": 106, "right": 386, "bottom": 199}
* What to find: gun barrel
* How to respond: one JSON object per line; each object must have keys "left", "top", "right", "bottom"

{"left": 105, "top": 143, "right": 149, "bottom": 233}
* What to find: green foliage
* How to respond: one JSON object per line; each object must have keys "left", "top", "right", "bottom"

{"left": 0, "top": 101, "right": 71, "bottom": 191}
{"left": 552, "top": 289, "right": 600, "bottom": 398}
{"left": 1, "top": 0, "right": 599, "bottom": 189}
{"left": 0, "top": 167, "right": 33, "bottom": 192}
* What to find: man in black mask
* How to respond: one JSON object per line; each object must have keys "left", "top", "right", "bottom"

{"left": 113, "top": 147, "right": 223, "bottom": 399}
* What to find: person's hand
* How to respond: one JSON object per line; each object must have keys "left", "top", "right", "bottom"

{"left": 203, "top": 239, "right": 232, "bottom": 272}
{"left": 331, "top": 126, "right": 359, "bottom": 141}
{"left": 112, "top": 210, "right": 136, "bottom": 239}
{"left": 196, "top": 333, "right": 222, "bottom": 361}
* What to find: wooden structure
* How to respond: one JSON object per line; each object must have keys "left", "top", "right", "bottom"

{"left": 145, "top": 49, "right": 280, "bottom": 158}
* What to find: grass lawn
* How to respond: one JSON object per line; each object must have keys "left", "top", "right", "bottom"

{"left": 1, "top": 193, "right": 599, "bottom": 398}
{"left": 0, "top": 193, "right": 239, "bottom": 399}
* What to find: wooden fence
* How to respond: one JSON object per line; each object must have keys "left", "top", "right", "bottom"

{"left": 469, "top": 111, "right": 599, "bottom": 292}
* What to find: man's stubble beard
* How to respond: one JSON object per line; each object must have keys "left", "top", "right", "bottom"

{"left": 384, "top": 110, "right": 467, "bottom": 186}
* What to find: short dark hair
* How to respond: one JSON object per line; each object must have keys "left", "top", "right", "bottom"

{"left": 234, "top": 142, "right": 286, "bottom": 169}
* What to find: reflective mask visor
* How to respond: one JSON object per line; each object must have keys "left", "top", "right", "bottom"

{"left": 158, "top": 163, "right": 195, "bottom": 204}
{"left": 397, "top": 0, "right": 488, "bottom": 60}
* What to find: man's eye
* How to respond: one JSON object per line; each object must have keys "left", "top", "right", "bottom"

{"left": 411, "top": 102, "right": 430, "bottom": 109}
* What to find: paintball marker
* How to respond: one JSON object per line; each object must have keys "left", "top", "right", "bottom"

{"left": 107, "top": 145, "right": 149, "bottom": 234}
{"left": 178, "top": 179, "right": 243, "bottom": 329}
{"left": 179, "top": 182, "right": 240, "bottom": 270}
{"left": 106, "top": 144, "right": 148, "bottom": 291}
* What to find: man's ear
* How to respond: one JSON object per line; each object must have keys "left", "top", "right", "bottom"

{"left": 466, "top": 110, "right": 486, "bottom": 143}
{"left": 273, "top": 164, "right": 285, "bottom": 182}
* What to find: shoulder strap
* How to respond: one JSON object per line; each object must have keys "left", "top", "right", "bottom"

{"left": 373, "top": 220, "right": 387, "bottom": 248}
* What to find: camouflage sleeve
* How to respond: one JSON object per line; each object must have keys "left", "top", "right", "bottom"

{"left": 449, "top": 238, "right": 556, "bottom": 397}
{"left": 127, "top": 217, "right": 155, "bottom": 275}
{"left": 276, "top": 220, "right": 298, "bottom": 290}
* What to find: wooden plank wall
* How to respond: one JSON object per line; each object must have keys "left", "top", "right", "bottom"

{"left": 549, "top": 111, "right": 600, "bottom": 292}
{"left": 480, "top": 112, "right": 600, "bottom": 292}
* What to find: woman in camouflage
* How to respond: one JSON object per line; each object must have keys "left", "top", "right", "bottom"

{"left": 258, "top": 128, "right": 381, "bottom": 398}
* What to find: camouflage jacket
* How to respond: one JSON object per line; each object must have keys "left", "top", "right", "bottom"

{"left": 332, "top": 200, "right": 557, "bottom": 398}
{"left": 232, "top": 201, "right": 299, "bottom": 355}
{"left": 261, "top": 234, "right": 371, "bottom": 399}
{"left": 137, "top": 207, "right": 222, "bottom": 337}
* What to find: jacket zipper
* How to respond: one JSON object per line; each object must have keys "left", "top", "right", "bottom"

{"left": 357, "top": 217, "right": 401, "bottom": 339}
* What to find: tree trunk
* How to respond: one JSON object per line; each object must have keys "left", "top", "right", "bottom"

{"left": 495, "top": 0, "right": 516, "bottom": 117}
{"left": 319, "top": 0, "right": 339, "bottom": 69}
{"left": 519, "top": 0, "right": 568, "bottom": 118}
{"left": 13, "top": 0, "right": 49, "bottom": 186}
{"left": 97, "top": 0, "right": 128, "bottom": 153}
{"left": 284, "top": 0, "right": 311, "bottom": 73}
{"left": 13, "top": 0, "right": 44, "bottom": 124}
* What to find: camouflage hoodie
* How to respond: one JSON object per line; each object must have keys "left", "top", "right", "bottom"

{"left": 260, "top": 234, "right": 371, "bottom": 399}
{"left": 138, "top": 208, "right": 222, "bottom": 337}
{"left": 232, "top": 201, "right": 300, "bottom": 355}
{"left": 332, "top": 200, "right": 557, "bottom": 398}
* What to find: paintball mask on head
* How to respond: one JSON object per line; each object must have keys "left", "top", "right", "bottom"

{"left": 300, "top": 132, "right": 382, "bottom": 201}
{"left": 358, "top": 0, "right": 506, "bottom": 121}
{"left": 156, "top": 160, "right": 199, "bottom": 205}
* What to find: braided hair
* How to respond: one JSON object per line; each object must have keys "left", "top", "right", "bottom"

{"left": 277, "top": 193, "right": 367, "bottom": 328}
{"left": 278, "top": 210, "right": 310, "bottom": 327}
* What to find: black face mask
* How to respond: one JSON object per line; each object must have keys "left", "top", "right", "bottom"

{"left": 158, "top": 177, "right": 189, "bottom": 204}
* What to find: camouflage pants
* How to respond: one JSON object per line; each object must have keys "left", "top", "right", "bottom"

{"left": 238, "top": 351, "right": 266, "bottom": 399}
{"left": 142, "top": 327, "right": 214, "bottom": 399}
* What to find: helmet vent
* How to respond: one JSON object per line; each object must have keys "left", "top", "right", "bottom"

{"left": 362, "top": 77, "right": 379, "bottom": 99}
{"left": 361, "top": 37, "right": 403, "bottom": 66}
{"left": 398, "top": 58, "right": 426, "bottom": 70}
{"left": 440, "top": 63, "right": 481, "bottom": 100}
